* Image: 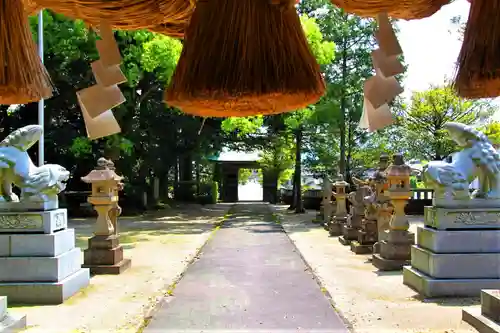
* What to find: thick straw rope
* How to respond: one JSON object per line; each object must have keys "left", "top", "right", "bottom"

{"left": 23, "top": 0, "right": 195, "bottom": 37}
{"left": 329, "top": 0, "right": 450, "bottom": 19}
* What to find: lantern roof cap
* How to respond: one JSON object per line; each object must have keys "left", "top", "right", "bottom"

{"left": 81, "top": 157, "right": 123, "bottom": 183}
{"left": 385, "top": 153, "right": 412, "bottom": 177}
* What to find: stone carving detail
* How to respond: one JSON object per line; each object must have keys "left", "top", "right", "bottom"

{"left": 0, "top": 125, "right": 70, "bottom": 204}
{"left": 451, "top": 212, "right": 500, "bottom": 225}
{"left": 423, "top": 122, "right": 500, "bottom": 200}
{"left": 0, "top": 214, "right": 43, "bottom": 229}
{"left": 54, "top": 212, "right": 65, "bottom": 228}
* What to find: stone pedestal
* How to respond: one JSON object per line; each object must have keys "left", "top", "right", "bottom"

{"left": 403, "top": 206, "right": 500, "bottom": 297}
{"left": 350, "top": 218, "right": 377, "bottom": 254}
{"left": 83, "top": 235, "right": 131, "bottom": 274}
{"left": 0, "top": 297, "right": 26, "bottom": 333}
{"left": 463, "top": 290, "right": 500, "bottom": 333}
{"left": 372, "top": 230, "right": 414, "bottom": 271}
{"left": 0, "top": 209, "right": 90, "bottom": 304}
{"left": 339, "top": 209, "right": 363, "bottom": 245}
{"left": 339, "top": 223, "right": 358, "bottom": 245}
{"left": 328, "top": 215, "right": 347, "bottom": 236}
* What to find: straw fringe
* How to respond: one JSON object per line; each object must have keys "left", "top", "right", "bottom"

{"left": 23, "top": 0, "right": 195, "bottom": 38}
{"left": 329, "top": 0, "right": 450, "bottom": 19}
{"left": 165, "top": 0, "right": 325, "bottom": 117}
{"left": 0, "top": 0, "right": 52, "bottom": 105}
{"left": 453, "top": 0, "right": 500, "bottom": 98}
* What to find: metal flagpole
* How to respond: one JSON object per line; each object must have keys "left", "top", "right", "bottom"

{"left": 37, "top": 10, "right": 44, "bottom": 166}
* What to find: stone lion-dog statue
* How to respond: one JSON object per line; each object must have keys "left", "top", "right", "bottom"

{"left": 0, "top": 125, "right": 70, "bottom": 203}
{"left": 423, "top": 122, "right": 500, "bottom": 200}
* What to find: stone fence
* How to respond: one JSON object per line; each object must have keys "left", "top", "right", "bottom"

{"left": 279, "top": 188, "right": 434, "bottom": 215}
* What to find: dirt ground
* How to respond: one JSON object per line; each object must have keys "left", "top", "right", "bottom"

{"left": 9, "top": 203, "right": 232, "bottom": 333}
{"left": 274, "top": 205, "right": 478, "bottom": 333}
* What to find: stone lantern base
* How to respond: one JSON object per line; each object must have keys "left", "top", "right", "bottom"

{"left": 372, "top": 230, "right": 414, "bottom": 271}
{"left": 350, "top": 218, "right": 378, "bottom": 254}
{"left": 339, "top": 215, "right": 363, "bottom": 245}
{"left": 328, "top": 215, "right": 346, "bottom": 236}
{"left": 83, "top": 235, "right": 131, "bottom": 275}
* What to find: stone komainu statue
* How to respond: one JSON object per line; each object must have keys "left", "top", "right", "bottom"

{"left": 423, "top": 122, "right": 500, "bottom": 200}
{"left": 0, "top": 125, "right": 70, "bottom": 202}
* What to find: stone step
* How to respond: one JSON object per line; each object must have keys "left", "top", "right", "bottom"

{"left": 417, "top": 227, "right": 500, "bottom": 254}
{"left": 482, "top": 290, "right": 500, "bottom": 322}
{"left": 463, "top": 308, "right": 500, "bottom": 333}
{"left": 410, "top": 246, "right": 500, "bottom": 279}
{"left": 0, "top": 247, "right": 82, "bottom": 282}
{"left": 402, "top": 266, "right": 500, "bottom": 298}
{"left": 0, "top": 268, "right": 90, "bottom": 305}
{"left": 0, "top": 228, "right": 75, "bottom": 257}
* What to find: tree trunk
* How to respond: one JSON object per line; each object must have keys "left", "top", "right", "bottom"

{"left": 294, "top": 128, "right": 305, "bottom": 214}
{"left": 288, "top": 172, "right": 296, "bottom": 210}
{"left": 339, "top": 30, "right": 348, "bottom": 177}
{"left": 195, "top": 157, "right": 200, "bottom": 195}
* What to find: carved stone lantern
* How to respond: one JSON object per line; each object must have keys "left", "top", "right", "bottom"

{"left": 81, "top": 157, "right": 130, "bottom": 274}
{"left": 329, "top": 175, "right": 349, "bottom": 236}
{"left": 385, "top": 153, "right": 412, "bottom": 231}
{"left": 372, "top": 153, "right": 415, "bottom": 271}
{"left": 314, "top": 175, "right": 334, "bottom": 226}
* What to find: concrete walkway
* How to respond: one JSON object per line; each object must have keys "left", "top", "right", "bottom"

{"left": 144, "top": 203, "right": 349, "bottom": 332}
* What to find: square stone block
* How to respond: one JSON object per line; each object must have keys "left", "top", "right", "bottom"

{"left": 379, "top": 241, "right": 411, "bottom": 260}
{"left": 357, "top": 230, "right": 377, "bottom": 244}
{"left": 0, "top": 209, "right": 67, "bottom": 234}
{"left": 411, "top": 246, "right": 500, "bottom": 279}
{"left": 0, "top": 268, "right": 90, "bottom": 305}
{"left": 342, "top": 225, "right": 358, "bottom": 240}
{"left": 424, "top": 206, "right": 500, "bottom": 230}
{"left": 463, "top": 308, "right": 500, "bottom": 333}
{"left": 385, "top": 230, "right": 415, "bottom": 244}
{"left": 0, "top": 229, "right": 75, "bottom": 257}
{"left": 84, "top": 246, "right": 123, "bottom": 266}
{"left": 350, "top": 241, "right": 373, "bottom": 254}
{"left": 85, "top": 258, "right": 132, "bottom": 275}
{"left": 372, "top": 253, "right": 409, "bottom": 271}
{"left": 403, "top": 266, "right": 500, "bottom": 297}
{"left": 0, "top": 247, "right": 82, "bottom": 282}
{"left": 482, "top": 290, "right": 500, "bottom": 322}
{"left": 417, "top": 226, "right": 500, "bottom": 253}
{"left": 88, "top": 235, "right": 120, "bottom": 250}
{"left": 328, "top": 222, "right": 343, "bottom": 236}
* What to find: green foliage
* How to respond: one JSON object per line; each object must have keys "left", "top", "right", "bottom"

{"left": 70, "top": 137, "right": 93, "bottom": 158}
{"left": 410, "top": 176, "right": 426, "bottom": 189}
{"left": 479, "top": 121, "right": 500, "bottom": 145}
{"left": 238, "top": 169, "right": 259, "bottom": 185}
{"left": 300, "top": 15, "right": 336, "bottom": 65}
{"left": 140, "top": 34, "right": 182, "bottom": 83}
{"left": 398, "top": 84, "right": 496, "bottom": 160}
{"left": 197, "top": 182, "right": 219, "bottom": 204}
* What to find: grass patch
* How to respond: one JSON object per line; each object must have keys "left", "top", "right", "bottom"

{"left": 271, "top": 213, "right": 281, "bottom": 224}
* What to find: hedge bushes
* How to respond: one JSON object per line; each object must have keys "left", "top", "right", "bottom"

{"left": 175, "top": 181, "right": 219, "bottom": 204}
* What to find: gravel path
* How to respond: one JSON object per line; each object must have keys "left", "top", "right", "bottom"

{"left": 144, "top": 203, "right": 348, "bottom": 333}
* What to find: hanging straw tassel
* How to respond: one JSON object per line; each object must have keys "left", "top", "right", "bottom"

{"left": 454, "top": 0, "right": 500, "bottom": 98}
{"left": 0, "top": 0, "right": 52, "bottom": 105}
{"left": 165, "top": 0, "right": 325, "bottom": 117}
